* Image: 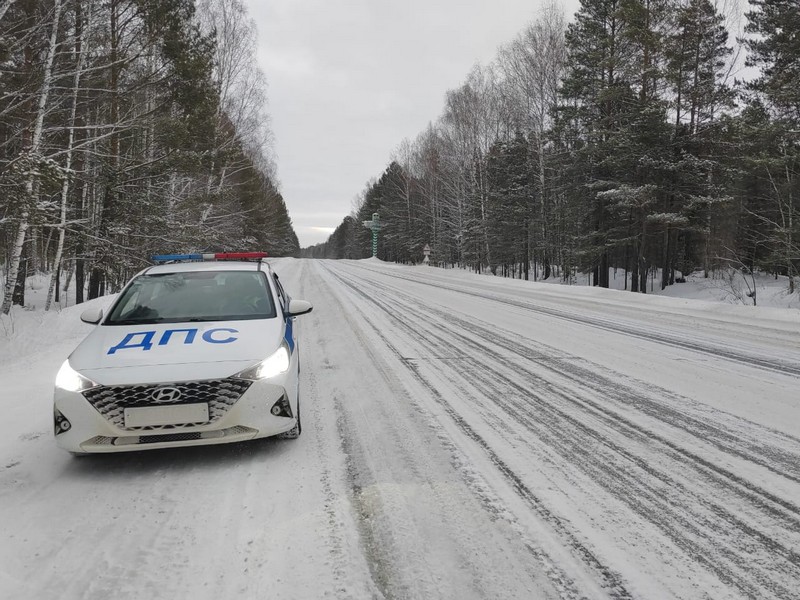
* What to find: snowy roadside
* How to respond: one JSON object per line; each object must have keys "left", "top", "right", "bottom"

{"left": 0, "top": 297, "right": 113, "bottom": 496}
{"left": 0, "top": 296, "right": 112, "bottom": 366}
{"left": 424, "top": 262, "right": 800, "bottom": 310}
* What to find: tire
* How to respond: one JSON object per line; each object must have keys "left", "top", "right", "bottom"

{"left": 279, "top": 391, "right": 301, "bottom": 439}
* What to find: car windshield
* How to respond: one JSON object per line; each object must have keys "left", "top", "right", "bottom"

{"left": 105, "top": 271, "right": 277, "bottom": 325}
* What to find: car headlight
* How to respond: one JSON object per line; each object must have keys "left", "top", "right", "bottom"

{"left": 234, "top": 343, "right": 291, "bottom": 381}
{"left": 55, "top": 360, "right": 98, "bottom": 392}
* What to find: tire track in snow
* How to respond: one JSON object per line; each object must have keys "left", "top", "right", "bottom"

{"left": 342, "top": 263, "right": 800, "bottom": 378}
{"left": 297, "top": 259, "right": 402, "bottom": 599}
{"left": 321, "top": 262, "right": 635, "bottom": 599}
{"left": 359, "top": 264, "right": 800, "bottom": 597}
{"left": 308, "top": 271, "right": 430, "bottom": 600}
{"left": 324, "top": 261, "right": 800, "bottom": 599}
{"left": 295, "top": 259, "right": 382, "bottom": 600}
{"left": 331, "top": 262, "right": 800, "bottom": 486}
{"left": 354, "top": 267, "right": 800, "bottom": 596}
{"left": 310, "top": 261, "right": 577, "bottom": 600}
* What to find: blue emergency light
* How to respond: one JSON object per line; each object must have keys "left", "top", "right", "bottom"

{"left": 151, "top": 252, "right": 268, "bottom": 263}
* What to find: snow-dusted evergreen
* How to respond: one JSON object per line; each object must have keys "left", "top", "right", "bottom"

{"left": 307, "top": 0, "right": 798, "bottom": 304}
{"left": 0, "top": 0, "right": 299, "bottom": 313}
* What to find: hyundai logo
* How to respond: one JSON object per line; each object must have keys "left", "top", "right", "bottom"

{"left": 151, "top": 387, "right": 182, "bottom": 404}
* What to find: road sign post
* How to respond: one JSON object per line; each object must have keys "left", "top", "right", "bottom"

{"left": 423, "top": 244, "right": 431, "bottom": 265}
{"left": 362, "top": 212, "right": 381, "bottom": 258}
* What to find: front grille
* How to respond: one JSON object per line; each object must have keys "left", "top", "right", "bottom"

{"left": 83, "top": 379, "right": 252, "bottom": 431}
{"left": 138, "top": 432, "right": 203, "bottom": 444}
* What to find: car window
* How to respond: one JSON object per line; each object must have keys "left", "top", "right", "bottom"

{"left": 105, "top": 271, "right": 277, "bottom": 324}
{"left": 272, "top": 273, "right": 287, "bottom": 312}
{"left": 113, "top": 285, "right": 143, "bottom": 320}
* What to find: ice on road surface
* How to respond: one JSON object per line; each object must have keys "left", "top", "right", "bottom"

{"left": 2, "top": 258, "right": 799, "bottom": 599}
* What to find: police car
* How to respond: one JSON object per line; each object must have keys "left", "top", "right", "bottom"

{"left": 53, "top": 253, "right": 312, "bottom": 454}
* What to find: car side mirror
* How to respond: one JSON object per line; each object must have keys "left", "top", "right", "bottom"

{"left": 80, "top": 308, "right": 104, "bottom": 324}
{"left": 287, "top": 299, "right": 313, "bottom": 316}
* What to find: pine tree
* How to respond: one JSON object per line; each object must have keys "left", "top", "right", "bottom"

{"left": 486, "top": 132, "right": 532, "bottom": 277}
{"left": 744, "top": 0, "right": 800, "bottom": 293}
{"left": 662, "top": 0, "right": 734, "bottom": 284}
{"left": 745, "top": 0, "right": 800, "bottom": 121}
{"left": 561, "top": 0, "right": 639, "bottom": 288}
{"left": 1, "top": 0, "right": 296, "bottom": 311}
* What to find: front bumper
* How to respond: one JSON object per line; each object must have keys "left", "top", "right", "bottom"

{"left": 54, "top": 373, "right": 298, "bottom": 453}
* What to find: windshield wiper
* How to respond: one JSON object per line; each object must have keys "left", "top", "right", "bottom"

{"left": 108, "top": 318, "right": 164, "bottom": 325}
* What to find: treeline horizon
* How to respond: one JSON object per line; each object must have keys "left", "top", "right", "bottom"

{"left": 304, "top": 0, "right": 798, "bottom": 299}
{"left": 1, "top": 0, "right": 299, "bottom": 314}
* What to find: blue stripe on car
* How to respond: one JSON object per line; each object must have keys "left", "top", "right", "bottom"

{"left": 284, "top": 316, "right": 295, "bottom": 352}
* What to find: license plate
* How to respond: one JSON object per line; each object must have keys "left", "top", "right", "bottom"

{"left": 123, "top": 403, "right": 209, "bottom": 428}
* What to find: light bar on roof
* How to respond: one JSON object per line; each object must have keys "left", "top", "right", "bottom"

{"left": 151, "top": 252, "right": 268, "bottom": 263}
{"left": 151, "top": 253, "right": 203, "bottom": 262}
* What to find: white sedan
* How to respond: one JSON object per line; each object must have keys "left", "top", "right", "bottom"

{"left": 53, "top": 253, "right": 312, "bottom": 453}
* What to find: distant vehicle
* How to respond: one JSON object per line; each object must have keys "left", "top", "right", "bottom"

{"left": 53, "top": 252, "right": 312, "bottom": 454}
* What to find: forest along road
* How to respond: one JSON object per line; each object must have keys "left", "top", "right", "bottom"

{"left": 2, "top": 258, "right": 800, "bottom": 600}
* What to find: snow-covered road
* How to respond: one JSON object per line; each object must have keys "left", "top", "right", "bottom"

{"left": 2, "top": 258, "right": 799, "bottom": 599}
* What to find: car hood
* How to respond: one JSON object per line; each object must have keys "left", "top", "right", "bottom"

{"left": 69, "top": 319, "right": 283, "bottom": 386}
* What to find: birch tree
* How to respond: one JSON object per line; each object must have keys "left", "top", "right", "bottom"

{"left": 2, "top": 0, "right": 296, "bottom": 310}
{"left": 496, "top": 3, "right": 566, "bottom": 278}
{"left": 2, "top": 0, "right": 63, "bottom": 315}
{"left": 45, "top": 0, "right": 92, "bottom": 310}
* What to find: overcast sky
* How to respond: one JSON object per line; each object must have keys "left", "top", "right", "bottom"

{"left": 245, "top": 0, "right": 579, "bottom": 248}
